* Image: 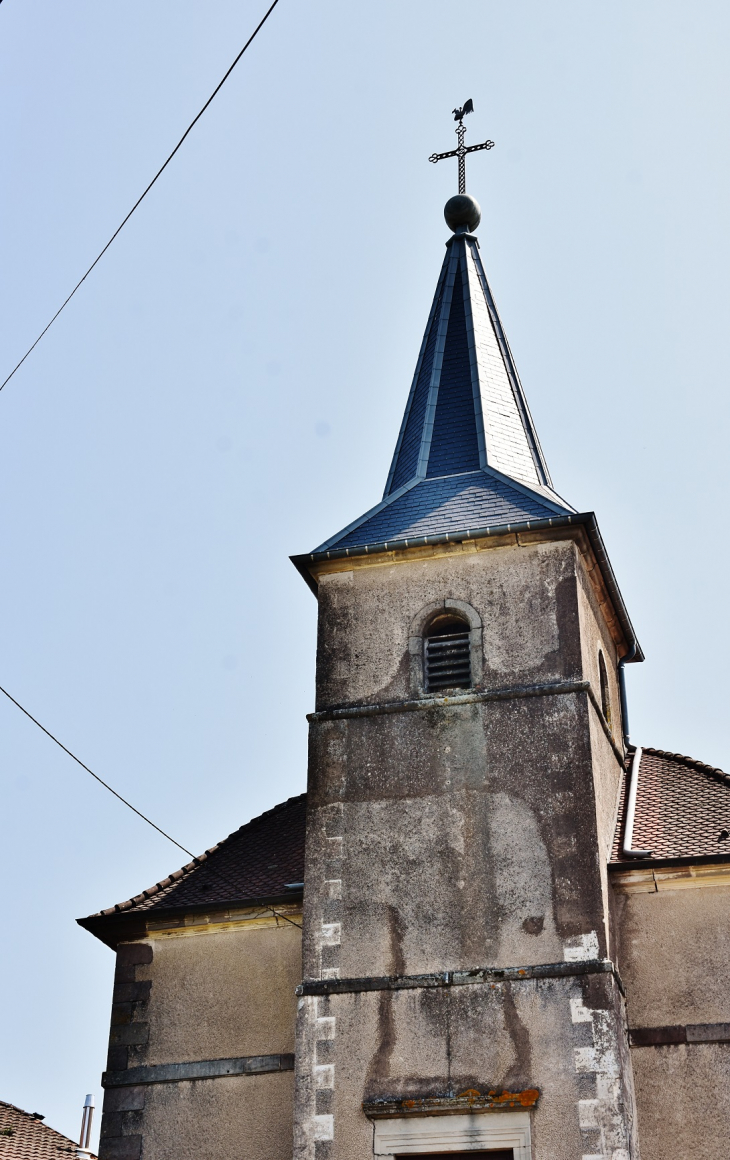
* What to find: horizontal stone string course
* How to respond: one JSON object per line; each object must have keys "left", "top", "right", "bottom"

{"left": 629, "top": 1023, "right": 730, "bottom": 1046}
{"left": 307, "top": 678, "right": 624, "bottom": 765}
{"left": 307, "top": 678, "right": 590, "bottom": 722}
{"left": 103, "top": 1053, "right": 295, "bottom": 1088}
{"left": 297, "top": 958, "right": 624, "bottom": 997}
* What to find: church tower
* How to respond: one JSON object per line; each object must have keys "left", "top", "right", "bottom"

{"left": 291, "top": 134, "right": 643, "bottom": 1159}
{"left": 79, "top": 106, "right": 730, "bottom": 1160}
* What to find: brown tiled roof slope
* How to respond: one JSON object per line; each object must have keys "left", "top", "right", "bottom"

{"left": 611, "top": 747, "right": 730, "bottom": 863}
{"left": 0, "top": 1101, "right": 94, "bottom": 1160}
{"left": 82, "top": 794, "right": 306, "bottom": 921}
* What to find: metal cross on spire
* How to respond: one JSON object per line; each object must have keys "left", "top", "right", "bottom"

{"left": 429, "top": 99, "right": 494, "bottom": 195}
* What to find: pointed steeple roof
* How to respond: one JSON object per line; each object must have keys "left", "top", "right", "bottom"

{"left": 312, "top": 197, "right": 574, "bottom": 555}
{"left": 385, "top": 220, "right": 554, "bottom": 496}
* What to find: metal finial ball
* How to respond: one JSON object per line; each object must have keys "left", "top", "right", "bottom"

{"left": 444, "top": 194, "right": 481, "bottom": 233}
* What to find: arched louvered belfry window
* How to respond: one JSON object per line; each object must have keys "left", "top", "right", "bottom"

{"left": 424, "top": 614, "right": 472, "bottom": 693}
{"left": 598, "top": 650, "right": 612, "bottom": 730}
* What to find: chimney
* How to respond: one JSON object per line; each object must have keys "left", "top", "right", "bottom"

{"left": 76, "top": 1094, "right": 95, "bottom": 1159}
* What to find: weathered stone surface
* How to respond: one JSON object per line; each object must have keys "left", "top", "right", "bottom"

{"left": 140, "top": 1073, "right": 295, "bottom": 1160}
{"left": 98, "top": 922, "right": 301, "bottom": 1160}
{"left": 141, "top": 924, "right": 301, "bottom": 1064}
{"left": 102, "top": 1087, "right": 146, "bottom": 1113}
{"left": 98, "top": 1136, "right": 142, "bottom": 1160}
{"left": 613, "top": 884, "right": 730, "bottom": 1026}
{"left": 632, "top": 1042, "right": 730, "bottom": 1160}
{"left": 296, "top": 534, "right": 638, "bottom": 1159}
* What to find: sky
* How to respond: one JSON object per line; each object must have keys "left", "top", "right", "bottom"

{"left": 1, "top": 0, "right": 729, "bottom": 1149}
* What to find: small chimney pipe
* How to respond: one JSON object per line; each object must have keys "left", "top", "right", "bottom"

{"left": 76, "top": 1094, "right": 95, "bottom": 1158}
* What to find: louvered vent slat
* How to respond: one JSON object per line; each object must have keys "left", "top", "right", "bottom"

{"left": 424, "top": 630, "right": 471, "bottom": 692}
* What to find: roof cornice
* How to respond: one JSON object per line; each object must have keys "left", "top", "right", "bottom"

{"left": 292, "top": 510, "right": 644, "bottom": 663}
{"left": 78, "top": 891, "right": 303, "bottom": 950}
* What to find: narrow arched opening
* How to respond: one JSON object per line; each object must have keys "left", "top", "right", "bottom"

{"left": 599, "top": 650, "right": 612, "bottom": 731}
{"left": 424, "top": 614, "right": 472, "bottom": 693}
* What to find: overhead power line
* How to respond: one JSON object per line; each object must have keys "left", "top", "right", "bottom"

{"left": 1, "top": 682, "right": 191, "bottom": 853}
{"left": 0, "top": 0, "right": 282, "bottom": 395}
{"left": 0, "top": 681, "right": 302, "bottom": 929}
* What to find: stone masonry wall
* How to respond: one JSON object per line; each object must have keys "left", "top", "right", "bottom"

{"left": 613, "top": 878, "right": 730, "bottom": 1159}
{"left": 99, "top": 920, "right": 301, "bottom": 1160}
{"left": 295, "top": 535, "right": 639, "bottom": 1159}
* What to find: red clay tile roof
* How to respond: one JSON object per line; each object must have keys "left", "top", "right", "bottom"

{"left": 81, "top": 794, "right": 306, "bottom": 922}
{"left": 611, "top": 747, "right": 730, "bottom": 863}
{"left": 0, "top": 1101, "right": 94, "bottom": 1160}
{"left": 79, "top": 749, "right": 730, "bottom": 932}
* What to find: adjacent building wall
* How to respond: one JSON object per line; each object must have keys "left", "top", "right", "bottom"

{"left": 612, "top": 869, "right": 730, "bottom": 1160}
{"left": 98, "top": 913, "right": 301, "bottom": 1160}
{"left": 143, "top": 920, "right": 300, "bottom": 1063}
{"left": 134, "top": 1073, "right": 295, "bottom": 1160}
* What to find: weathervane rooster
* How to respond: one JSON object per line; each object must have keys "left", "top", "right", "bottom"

{"left": 452, "top": 98, "right": 474, "bottom": 123}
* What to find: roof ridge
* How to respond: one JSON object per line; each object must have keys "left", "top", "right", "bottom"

{"left": 90, "top": 793, "right": 307, "bottom": 918}
{"left": 208, "top": 791, "right": 307, "bottom": 852}
{"left": 642, "top": 746, "right": 730, "bottom": 787}
{"left": 477, "top": 463, "right": 574, "bottom": 517}
{"left": 0, "top": 1101, "right": 84, "bottom": 1149}
{"left": 0, "top": 1101, "right": 45, "bottom": 1118}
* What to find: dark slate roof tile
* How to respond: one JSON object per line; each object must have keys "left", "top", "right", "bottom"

{"left": 425, "top": 270, "right": 481, "bottom": 478}
{"left": 325, "top": 470, "right": 563, "bottom": 551}
{"left": 383, "top": 233, "right": 556, "bottom": 506}
{"left": 83, "top": 794, "right": 306, "bottom": 919}
{"left": 316, "top": 227, "right": 572, "bottom": 555}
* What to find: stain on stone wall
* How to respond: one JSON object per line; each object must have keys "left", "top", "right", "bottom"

{"left": 297, "top": 533, "right": 640, "bottom": 1157}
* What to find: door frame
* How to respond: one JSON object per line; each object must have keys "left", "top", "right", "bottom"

{"left": 372, "top": 1110, "right": 531, "bottom": 1158}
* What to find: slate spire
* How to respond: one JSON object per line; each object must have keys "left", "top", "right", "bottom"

{"left": 385, "top": 207, "right": 553, "bottom": 496}
{"left": 313, "top": 195, "right": 574, "bottom": 555}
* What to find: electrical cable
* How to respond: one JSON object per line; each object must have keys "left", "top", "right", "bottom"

{"left": 0, "top": 680, "right": 302, "bottom": 929}
{"left": 0, "top": 0, "right": 282, "bottom": 395}
{"left": 0, "top": 1, "right": 299, "bottom": 929}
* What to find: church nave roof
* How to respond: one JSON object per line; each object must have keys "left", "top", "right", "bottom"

{"left": 78, "top": 793, "right": 306, "bottom": 946}
{"left": 80, "top": 740, "right": 730, "bottom": 950}
{"left": 612, "top": 747, "right": 730, "bottom": 865}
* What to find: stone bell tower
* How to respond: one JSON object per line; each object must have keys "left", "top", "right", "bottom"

{"left": 291, "top": 175, "right": 643, "bottom": 1160}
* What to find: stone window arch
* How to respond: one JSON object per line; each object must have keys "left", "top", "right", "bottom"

{"left": 409, "top": 599, "right": 483, "bottom": 695}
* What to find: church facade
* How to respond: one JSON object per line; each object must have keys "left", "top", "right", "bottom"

{"left": 80, "top": 188, "right": 730, "bottom": 1160}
